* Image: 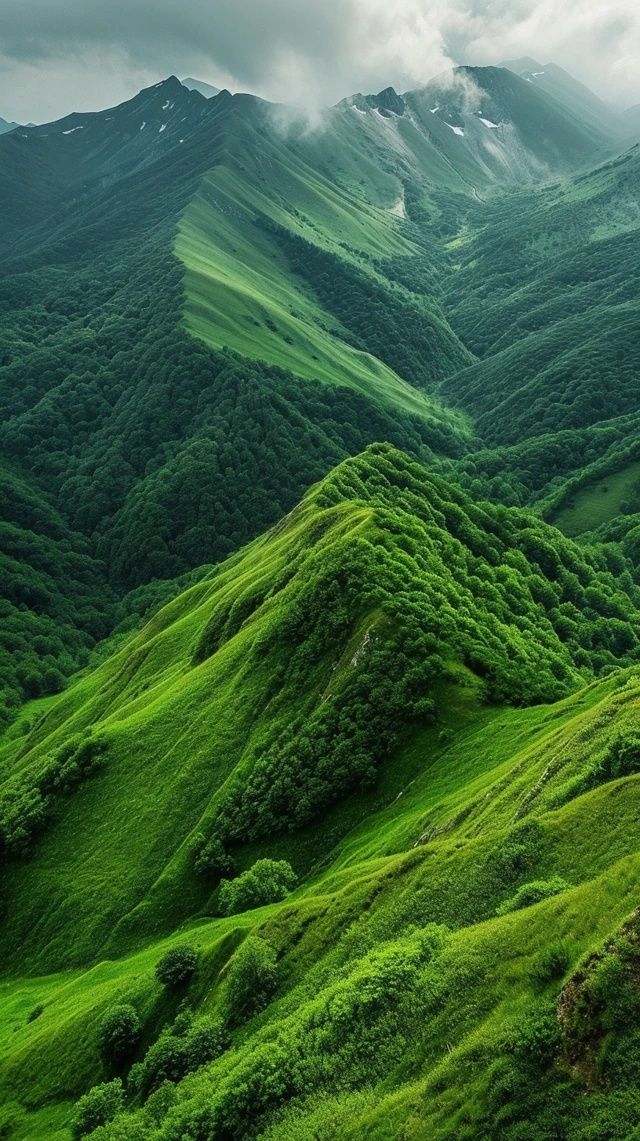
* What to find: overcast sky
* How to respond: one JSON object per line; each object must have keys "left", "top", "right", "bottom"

{"left": 1, "top": 0, "right": 639, "bottom": 124}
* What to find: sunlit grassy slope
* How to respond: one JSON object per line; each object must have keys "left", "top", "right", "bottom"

{"left": 175, "top": 107, "right": 472, "bottom": 424}
{"left": 3, "top": 445, "right": 640, "bottom": 1139}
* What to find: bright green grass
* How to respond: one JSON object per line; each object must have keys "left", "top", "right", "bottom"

{"left": 175, "top": 149, "right": 466, "bottom": 426}
{"left": 3, "top": 448, "right": 640, "bottom": 1138}
{"left": 551, "top": 458, "right": 640, "bottom": 536}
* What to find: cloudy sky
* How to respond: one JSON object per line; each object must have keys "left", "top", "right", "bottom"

{"left": 1, "top": 0, "right": 639, "bottom": 124}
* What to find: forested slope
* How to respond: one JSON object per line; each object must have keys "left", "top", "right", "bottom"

{"left": 3, "top": 448, "right": 640, "bottom": 1139}
{"left": 0, "top": 79, "right": 472, "bottom": 717}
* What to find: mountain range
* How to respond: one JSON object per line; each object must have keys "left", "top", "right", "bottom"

{"left": 2, "top": 59, "right": 640, "bottom": 1141}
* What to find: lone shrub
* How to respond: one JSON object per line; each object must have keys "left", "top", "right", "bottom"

{"left": 497, "top": 876, "right": 571, "bottom": 916}
{"left": 219, "top": 858, "right": 297, "bottom": 916}
{"left": 194, "top": 834, "right": 234, "bottom": 879}
{"left": 155, "top": 944, "right": 199, "bottom": 988}
{"left": 530, "top": 943, "right": 571, "bottom": 988}
{"left": 98, "top": 1004, "right": 141, "bottom": 1064}
{"left": 72, "top": 1078, "right": 123, "bottom": 1138}
{"left": 223, "top": 935, "right": 278, "bottom": 1026}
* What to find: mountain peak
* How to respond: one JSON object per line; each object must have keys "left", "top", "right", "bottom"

{"left": 181, "top": 77, "right": 221, "bottom": 99}
{"left": 365, "top": 85, "right": 406, "bottom": 116}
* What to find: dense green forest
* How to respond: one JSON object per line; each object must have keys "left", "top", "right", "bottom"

{"left": 2, "top": 62, "right": 640, "bottom": 1141}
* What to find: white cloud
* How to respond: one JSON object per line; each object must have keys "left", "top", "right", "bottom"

{"left": 0, "top": 0, "right": 638, "bottom": 123}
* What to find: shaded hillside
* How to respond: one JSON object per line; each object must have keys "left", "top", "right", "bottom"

{"left": 440, "top": 146, "right": 640, "bottom": 538}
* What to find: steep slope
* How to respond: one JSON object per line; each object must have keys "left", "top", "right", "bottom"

{"left": 335, "top": 64, "right": 619, "bottom": 203}
{"left": 407, "top": 65, "right": 618, "bottom": 182}
{"left": 1, "top": 58, "right": 625, "bottom": 704}
{"left": 182, "top": 78, "right": 221, "bottom": 99}
{"left": 174, "top": 98, "right": 472, "bottom": 406}
{"left": 440, "top": 145, "right": 640, "bottom": 535}
{"left": 0, "top": 76, "right": 472, "bottom": 709}
{"left": 3, "top": 447, "right": 640, "bottom": 1139}
{"left": 502, "top": 57, "right": 631, "bottom": 142}
{"left": 0, "top": 77, "right": 211, "bottom": 251}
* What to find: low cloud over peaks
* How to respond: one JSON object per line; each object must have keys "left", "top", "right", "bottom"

{"left": 1, "top": 0, "right": 639, "bottom": 123}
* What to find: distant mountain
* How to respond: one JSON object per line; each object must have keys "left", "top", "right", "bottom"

{"left": 181, "top": 76, "right": 221, "bottom": 99}
{"left": 0, "top": 76, "right": 212, "bottom": 240}
{"left": 502, "top": 57, "right": 630, "bottom": 140}
{"left": 336, "top": 63, "right": 619, "bottom": 203}
{"left": 405, "top": 64, "right": 622, "bottom": 180}
{"left": 0, "top": 115, "right": 18, "bottom": 135}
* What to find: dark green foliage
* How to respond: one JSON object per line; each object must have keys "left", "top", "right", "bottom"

{"left": 0, "top": 94, "right": 468, "bottom": 714}
{"left": 265, "top": 219, "right": 471, "bottom": 391}
{"left": 202, "top": 447, "right": 640, "bottom": 845}
{"left": 0, "top": 466, "right": 114, "bottom": 728}
{"left": 155, "top": 946, "right": 199, "bottom": 989}
{"left": 218, "top": 859, "right": 297, "bottom": 916}
{"left": 129, "top": 1014, "right": 227, "bottom": 1099}
{"left": 602, "top": 733, "right": 640, "bottom": 780}
{"left": 484, "top": 1006, "right": 574, "bottom": 1140}
{"left": 530, "top": 944, "right": 572, "bottom": 989}
{"left": 193, "top": 835, "right": 234, "bottom": 880}
{"left": 497, "top": 877, "right": 571, "bottom": 916}
{"left": 97, "top": 1005, "right": 142, "bottom": 1065}
{"left": 71, "top": 1079, "right": 123, "bottom": 1138}
{"left": 5, "top": 76, "right": 640, "bottom": 1141}
{"left": 555, "top": 731, "right": 640, "bottom": 806}
{"left": 486, "top": 821, "right": 547, "bottom": 888}
{"left": 222, "top": 936, "right": 278, "bottom": 1027}
{"left": 442, "top": 148, "right": 640, "bottom": 517}
{"left": 115, "top": 928, "right": 447, "bottom": 1137}
{"left": 0, "top": 734, "right": 108, "bottom": 859}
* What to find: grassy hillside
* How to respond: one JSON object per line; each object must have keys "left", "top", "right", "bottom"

{"left": 2, "top": 446, "right": 640, "bottom": 1139}
{"left": 175, "top": 120, "right": 471, "bottom": 414}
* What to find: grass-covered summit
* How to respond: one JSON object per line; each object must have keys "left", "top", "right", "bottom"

{"left": 3, "top": 445, "right": 640, "bottom": 1139}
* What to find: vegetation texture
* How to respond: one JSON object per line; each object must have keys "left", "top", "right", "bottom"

{"left": 2, "top": 63, "right": 640, "bottom": 1141}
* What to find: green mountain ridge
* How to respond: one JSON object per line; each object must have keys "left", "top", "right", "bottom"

{"left": 3, "top": 446, "right": 640, "bottom": 1139}
{"left": 3, "top": 56, "right": 640, "bottom": 1141}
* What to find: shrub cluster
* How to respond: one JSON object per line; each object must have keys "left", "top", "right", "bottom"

{"left": 155, "top": 945, "right": 199, "bottom": 988}
{"left": 222, "top": 936, "right": 279, "bottom": 1027}
{"left": 98, "top": 1004, "right": 142, "bottom": 1066}
{"left": 129, "top": 1013, "right": 227, "bottom": 1099}
{"left": 218, "top": 860, "right": 297, "bottom": 917}
{"left": 497, "top": 876, "right": 571, "bottom": 916}
{"left": 71, "top": 1078, "right": 123, "bottom": 1138}
{"left": 0, "top": 733, "right": 108, "bottom": 859}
